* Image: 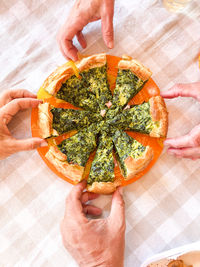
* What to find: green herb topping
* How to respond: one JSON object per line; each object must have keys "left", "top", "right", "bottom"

{"left": 87, "top": 133, "right": 115, "bottom": 185}
{"left": 51, "top": 108, "right": 102, "bottom": 134}
{"left": 112, "top": 69, "right": 144, "bottom": 108}
{"left": 112, "top": 129, "right": 146, "bottom": 177}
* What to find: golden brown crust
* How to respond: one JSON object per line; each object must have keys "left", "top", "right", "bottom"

{"left": 87, "top": 179, "right": 122, "bottom": 194}
{"left": 38, "top": 103, "right": 53, "bottom": 139}
{"left": 118, "top": 58, "right": 152, "bottom": 81}
{"left": 124, "top": 146, "right": 154, "bottom": 180}
{"left": 167, "top": 259, "right": 192, "bottom": 267}
{"left": 149, "top": 96, "right": 168, "bottom": 138}
{"left": 45, "top": 146, "right": 84, "bottom": 183}
{"left": 77, "top": 53, "right": 106, "bottom": 72}
{"left": 42, "top": 63, "right": 74, "bottom": 95}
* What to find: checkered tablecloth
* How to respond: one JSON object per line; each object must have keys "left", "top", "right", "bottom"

{"left": 0, "top": 0, "right": 200, "bottom": 266}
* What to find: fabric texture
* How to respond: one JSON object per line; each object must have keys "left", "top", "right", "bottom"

{"left": 0, "top": 0, "right": 200, "bottom": 266}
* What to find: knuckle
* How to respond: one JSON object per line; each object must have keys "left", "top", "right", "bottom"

{"left": 104, "top": 29, "right": 113, "bottom": 37}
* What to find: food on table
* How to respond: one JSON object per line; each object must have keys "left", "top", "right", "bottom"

{"left": 45, "top": 123, "right": 99, "bottom": 183}
{"left": 36, "top": 53, "right": 168, "bottom": 194}
{"left": 112, "top": 129, "right": 154, "bottom": 180}
{"left": 107, "top": 96, "right": 168, "bottom": 137}
{"left": 38, "top": 102, "right": 102, "bottom": 138}
{"left": 167, "top": 259, "right": 193, "bottom": 267}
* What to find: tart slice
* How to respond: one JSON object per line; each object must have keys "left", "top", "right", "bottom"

{"left": 87, "top": 133, "right": 121, "bottom": 194}
{"left": 112, "top": 129, "right": 153, "bottom": 180}
{"left": 77, "top": 53, "right": 112, "bottom": 111}
{"left": 38, "top": 103, "right": 102, "bottom": 138}
{"left": 112, "top": 56, "right": 152, "bottom": 108}
{"left": 45, "top": 123, "right": 100, "bottom": 182}
{"left": 42, "top": 53, "right": 111, "bottom": 112}
{"left": 108, "top": 96, "right": 168, "bottom": 137}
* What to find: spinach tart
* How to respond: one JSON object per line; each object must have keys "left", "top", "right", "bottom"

{"left": 45, "top": 123, "right": 100, "bottom": 183}
{"left": 107, "top": 96, "right": 168, "bottom": 137}
{"left": 42, "top": 53, "right": 112, "bottom": 113}
{"left": 37, "top": 53, "right": 168, "bottom": 194}
{"left": 38, "top": 102, "right": 102, "bottom": 138}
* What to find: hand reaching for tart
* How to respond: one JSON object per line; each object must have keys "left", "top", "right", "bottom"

{"left": 60, "top": 180, "right": 125, "bottom": 267}
{"left": 57, "top": 0, "right": 115, "bottom": 61}
{"left": 161, "top": 82, "right": 200, "bottom": 160}
{"left": 0, "top": 89, "right": 47, "bottom": 160}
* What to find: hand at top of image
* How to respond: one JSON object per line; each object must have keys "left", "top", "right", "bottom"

{"left": 57, "top": 0, "right": 115, "bottom": 61}
{"left": 161, "top": 82, "right": 200, "bottom": 160}
{"left": 60, "top": 180, "right": 125, "bottom": 267}
{"left": 0, "top": 89, "right": 47, "bottom": 160}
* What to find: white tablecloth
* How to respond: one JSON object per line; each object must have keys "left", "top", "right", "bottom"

{"left": 0, "top": 0, "right": 200, "bottom": 266}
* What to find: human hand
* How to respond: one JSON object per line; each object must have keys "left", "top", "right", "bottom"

{"left": 0, "top": 89, "right": 47, "bottom": 160}
{"left": 60, "top": 180, "right": 125, "bottom": 267}
{"left": 161, "top": 82, "right": 200, "bottom": 102}
{"left": 57, "top": 0, "right": 115, "bottom": 61}
{"left": 161, "top": 82, "right": 200, "bottom": 159}
{"left": 164, "top": 124, "right": 200, "bottom": 160}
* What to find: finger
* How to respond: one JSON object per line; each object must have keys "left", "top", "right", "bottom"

{"left": 6, "top": 89, "right": 36, "bottom": 100}
{"left": 83, "top": 204, "right": 102, "bottom": 216}
{"left": 81, "top": 192, "right": 99, "bottom": 203}
{"left": 101, "top": 1, "right": 114, "bottom": 49}
{"left": 60, "top": 39, "right": 79, "bottom": 61}
{"left": 0, "top": 89, "right": 37, "bottom": 107}
{"left": 0, "top": 98, "right": 42, "bottom": 124}
{"left": 11, "top": 137, "right": 48, "bottom": 152}
{"left": 164, "top": 134, "right": 194, "bottom": 148}
{"left": 76, "top": 31, "right": 87, "bottom": 49}
{"left": 168, "top": 147, "right": 200, "bottom": 159}
{"left": 109, "top": 187, "right": 125, "bottom": 230}
{"left": 65, "top": 180, "right": 88, "bottom": 222}
{"left": 160, "top": 83, "right": 199, "bottom": 99}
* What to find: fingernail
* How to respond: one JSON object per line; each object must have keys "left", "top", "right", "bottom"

{"left": 40, "top": 141, "right": 48, "bottom": 147}
{"left": 118, "top": 187, "right": 123, "bottom": 195}
{"left": 108, "top": 41, "right": 114, "bottom": 49}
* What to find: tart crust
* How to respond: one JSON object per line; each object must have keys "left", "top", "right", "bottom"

{"left": 38, "top": 103, "right": 59, "bottom": 139}
{"left": 45, "top": 146, "right": 84, "bottom": 183}
{"left": 77, "top": 53, "right": 106, "bottom": 72}
{"left": 42, "top": 63, "right": 74, "bottom": 95}
{"left": 87, "top": 179, "right": 121, "bottom": 194}
{"left": 124, "top": 146, "right": 154, "bottom": 180}
{"left": 118, "top": 58, "right": 152, "bottom": 81}
{"left": 149, "top": 96, "right": 168, "bottom": 137}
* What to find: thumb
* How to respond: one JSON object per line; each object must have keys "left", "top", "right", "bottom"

{"left": 109, "top": 187, "right": 125, "bottom": 230}
{"left": 12, "top": 138, "right": 48, "bottom": 152}
{"left": 101, "top": 1, "right": 114, "bottom": 49}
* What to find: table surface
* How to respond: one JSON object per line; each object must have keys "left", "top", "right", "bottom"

{"left": 0, "top": 0, "right": 200, "bottom": 266}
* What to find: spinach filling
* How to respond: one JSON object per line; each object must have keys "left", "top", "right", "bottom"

{"left": 87, "top": 134, "right": 114, "bottom": 185}
{"left": 51, "top": 108, "right": 102, "bottom": 134}
{"left": 112, "top": 129, "right": 146, "bottom": 177}
{"left": 57, "top": 123, "right": 100, "bottom": 167}
{"left": 56, "top": 75, "right": 100, "bottom": 112}
{"left": 56, "top": 66, "right": 112, "bottom": 112}
{"left": 81, "top": 65, "right": 112, "bottom": 110}
{"left": 112, "top": 69, "right": 145, "bottom": 108}
{"left": 108, "top": 102, "right": 159, "bottom": 134}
